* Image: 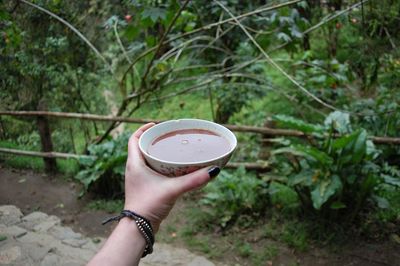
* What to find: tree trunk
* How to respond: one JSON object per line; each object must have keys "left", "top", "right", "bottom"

{"left": 0, "top": 117, "right": 6, "bottom": 139}
{"left": 36, "top": 115, "right": 57, "bottom": 173}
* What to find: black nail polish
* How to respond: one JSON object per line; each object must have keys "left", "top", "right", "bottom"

{"left": 208, "top": 166, "right": 220, "bottom": 179}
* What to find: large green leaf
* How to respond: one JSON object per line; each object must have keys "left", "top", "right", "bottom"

{"left": 351, "top": 129, "right": 367, "bottom": 163}
{"left": 332, "top": 131, "right": 359, "bottom": 150}
{"left": 311, "top": 175, "right": 342, "bottom": 210}
{"left": 372, "top": 195, "right": 390, "bottom": 209}
{"left": 141, "top": 7, "right": 167, "bottom": 23}
{"left": 382, "top": 174, "right": 400, "bottom": 188}
{"left": 273, "top": 115, "right": 324, "bottom": 134}
{"left": 334, "top": 130, "right": 368, "bottom": 165}
{"left": 274, "top": 145, "right": 333, "bottom": 167}
{"left": 288, "top": 169, "right": 313, "bottom": 186}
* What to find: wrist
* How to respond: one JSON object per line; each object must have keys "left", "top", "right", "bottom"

{"left": 123, "top": 204, "right": 160, "bottom": 232}
{"left": 117, "top": 217, "right": 146, "bottom": 247}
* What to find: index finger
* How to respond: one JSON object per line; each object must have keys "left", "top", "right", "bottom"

{"left": 128, "top": 122, "right": 156, "bottom": 160}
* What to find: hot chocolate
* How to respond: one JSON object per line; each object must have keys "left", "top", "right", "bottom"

{"left": 147, "top": 129, "right": 231, "bottom": 163}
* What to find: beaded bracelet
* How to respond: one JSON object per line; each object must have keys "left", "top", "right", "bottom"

{"left": 102, "top": 210, "right": 154, "bottom": 257}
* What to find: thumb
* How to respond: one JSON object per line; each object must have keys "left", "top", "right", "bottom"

{"left": 169, "top": 166, "right": 221, "bottom": 197}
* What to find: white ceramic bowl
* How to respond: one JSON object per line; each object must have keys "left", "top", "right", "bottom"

{"left": 139, "top": 119, "right": 237, "bottom": 176}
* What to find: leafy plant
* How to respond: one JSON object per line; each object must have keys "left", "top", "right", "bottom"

{"left": 270, "top": 111, "right": 399, "bottom": 222}
{"left": 76, "top": 133, "right": 129, "bottom": 197}
{"left": 200, "top": 167, "right": 268, "bottom": 228}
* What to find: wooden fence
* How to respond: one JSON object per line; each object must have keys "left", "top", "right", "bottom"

{"left": 0, "top": 111, "right": 399, "bottom": 173}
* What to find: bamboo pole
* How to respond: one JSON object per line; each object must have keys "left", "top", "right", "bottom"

{"left": 1, "top": 111, "right": 399, "bottom": 145}
{"left": 0, "top": 147, "right": 93, "bottom": 160}
{"left": 0, "top": 111, "right": 162, "bottom": 124}
{"left": 0, "top": 147, "right": 268, "bottom": 170}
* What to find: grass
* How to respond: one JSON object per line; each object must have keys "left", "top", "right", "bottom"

{"left": 0, "top": 140, "right": 44, "bottom": 170}
{"left": 86, "top": 199, "right": 124, "bottom": 213}
{"left": 0, "top": 140, "right": 80, "bottom": 178}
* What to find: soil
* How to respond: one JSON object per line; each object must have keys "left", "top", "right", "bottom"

{"left": 0, "top": 165, "right": 112, "bottom": 238}
{"left": 0, "top": 164, "right": 399, "bottom": 266}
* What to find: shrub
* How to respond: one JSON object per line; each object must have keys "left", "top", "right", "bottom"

{"left": 270, "top": 111, "right": 400, "bottom": 222}
{"left": 76, "top": 133, "right": 129, "bottom": 197}
{"left": 200, "top": 166, "right": 269, "bottom": 228}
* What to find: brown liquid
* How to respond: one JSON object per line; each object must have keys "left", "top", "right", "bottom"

{"left": 148, "top": 129, "right": 231, "bottom": 163}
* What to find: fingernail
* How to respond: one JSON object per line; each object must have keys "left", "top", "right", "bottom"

{"left": 208, "top": 166, "right": 220, "bottom": 179}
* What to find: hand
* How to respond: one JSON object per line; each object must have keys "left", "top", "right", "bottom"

{"left": 123, "top": 123, "right": 220, "bottom": 232}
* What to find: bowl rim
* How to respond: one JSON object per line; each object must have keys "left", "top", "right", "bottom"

{"left": 138, "top": 118, "right": 237, "bottom": 165}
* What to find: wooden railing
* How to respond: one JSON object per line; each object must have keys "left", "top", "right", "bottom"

{"left": 0, "top": 111, "right": 399, "bottom": 173}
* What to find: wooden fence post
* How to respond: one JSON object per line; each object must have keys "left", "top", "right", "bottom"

{"left": 36, "top": 115, "right": 57, "bottom": 173}
{"left": 258, "top": 118, "right": 276, "bottom": 161}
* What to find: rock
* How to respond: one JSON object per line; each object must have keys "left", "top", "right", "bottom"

{"left": 188, "top": 256, "right": 215, "bottom": 266}
{"left": 48, "top": 225, "right": 82, "bottom": 241}
{"left": 17, "top": 231, "right": 57, "bottom": 250}
{"left": 0, "top": 205, "right": 23, "bottom": 226}
{"left": 0, "top": 246, "right": 22, "bottom": 264}
{"left": 40, "top": 253, "right": 60, "bottom": 266}
{"left": 140, "top": 243, "right": 216, "bottom": 266}
{"left": 62, "top": 238, "right": 88, "bottom": 248}
{"left": 53, "top": 244, "right": 95, "bottom": 262}
{"left": 0, "top": 205, "right": 220, "bottom": 266}
{"left": 0, "top": 225, "right": 27, "bottom": 238}
{"left": 33, "top": 216, "right": 60, "bottom": 232}
{"left": 21, "top": 242, "right": 52, "bottom": 262}
{"left": 20, "top": 212, "right": 49, "bottom": 230}
{"left": 60, "top": 259, "right": 85, "bottom": 266}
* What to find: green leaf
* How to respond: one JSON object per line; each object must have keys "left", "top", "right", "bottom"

{"left": 145, "top": 35, "right": 156, "bottom": 47}
{"left": 351, "top": 129, "right": 367, "bottom": 163}
{"left": 347, "top": 175, "right": 357, "bottom": 184}
{"left": 277, "top": 32, "right": 292, "bottom": 42}
{"left": 334, "top": 130, "right": 368, "bottom": 165}
{"left": 366, "top": 140, "right": 381, "bottom": 160}
{"left": 274, "top": 145, "right": 333, "bottom": 167}
{"left": 273, "top": 115, "right": 324, "bottom": 134}
{"left": 324, "top": 111, "right": 351, "bottom": 134}
{"left": 372, "top": 195, "right": 390, "bottom": 209}
{"left": 330, "top": 201, "right": 346, "bottom": 209}
{"left": 332, "top": 131, "right": 358, "bottom": 150}
{"left": 382, "top": 174, "right": 400, "bottom": 188}
{"left": 76, "top": 170, "right": 102, "bottom": 190}
{"left": 124, "top": 25, "right": 140, "bottom": 41}
{"left": 311, "top": 175, "right": 342, "bottom": 210}
{"left": 78, "top": 156, "right": 96, "bottom": 167}
{"left": 141, "top": 7, "right": 167, "bottom": 23}
{"left": 288, "top": 169, "right": 313, "bottom": 186}
{"left": 290, "top": 26, "right": 303, "bottom": 39}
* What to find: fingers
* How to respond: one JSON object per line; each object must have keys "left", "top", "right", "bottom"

{"left": 168, "top": 166, "right": 220, "bottom": 197}
{"left": 132, "top": 123, "right": 156, "bottom": 139}
{"left": 128, "top": 123, "right": 155, "bottom": 161}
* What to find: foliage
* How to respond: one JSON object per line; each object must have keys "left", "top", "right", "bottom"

{"left": 200, "top": 167, "right": 268, "bottom": 228}
{"left": 76, "top": 133, "right": 129, "bottom": 197}
{"left": 270, "top": 111, "right": 400, "bottom": 222}
{"left": 1, "top": 2, "right": 400, "bottom": 254}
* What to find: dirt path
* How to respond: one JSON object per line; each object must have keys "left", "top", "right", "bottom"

{"left": 0, "top": 166, "right": 221, "bottom": 266}
{"left": 0, "top": 165, "right": 399, "bottom": 266}
{"left": 0, "top": 165, "right": 111, "bottom": 238}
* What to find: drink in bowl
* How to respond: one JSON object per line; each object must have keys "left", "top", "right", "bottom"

{"left": 138, "top": 119, "right": 237, "bottom": 176}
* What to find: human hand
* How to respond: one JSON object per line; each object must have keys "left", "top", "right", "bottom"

{"left": 123, "top": 123, "right": 220, "bottom": 232}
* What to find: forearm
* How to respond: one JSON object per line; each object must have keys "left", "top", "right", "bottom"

{"left": 87, "top": 218, "right": 146, "bottom": 266}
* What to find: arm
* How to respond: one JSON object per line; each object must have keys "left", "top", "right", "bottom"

{"left": 88, "top": 123, "right": 220, "bottom": 266}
